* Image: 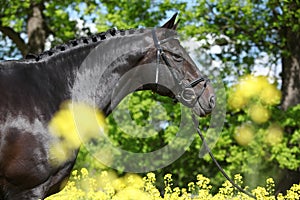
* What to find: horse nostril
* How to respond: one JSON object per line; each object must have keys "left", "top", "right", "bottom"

{"left": 209, "top": 95, "right": 216, "bottom": 109}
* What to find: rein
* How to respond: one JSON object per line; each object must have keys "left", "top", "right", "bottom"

{"left": 192, "top": 114, "right": 257, "bottom": 199}
{"left": 151, "top": 28, "right": 256, "bottom": 199}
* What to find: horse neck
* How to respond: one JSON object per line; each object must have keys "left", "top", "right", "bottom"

{"left": 71, "top": 33, "right": 153, "bottom": 116}
{"left": 3, "top": 42, "right": 101, "bottom": 117}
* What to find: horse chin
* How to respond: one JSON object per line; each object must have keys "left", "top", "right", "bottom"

{"left": 193, "top": 103, "right": 207, "bottom": 117}
{"left": 193, "top": 99, "right": 214, "bottom": 117}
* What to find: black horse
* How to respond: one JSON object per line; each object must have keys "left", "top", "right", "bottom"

{"left": 0, "top": 14, "right": 215, "bottom": 199}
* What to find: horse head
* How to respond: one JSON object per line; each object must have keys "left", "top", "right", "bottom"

{"left": 137, "top": 14, "right": 215, "bottom": 116}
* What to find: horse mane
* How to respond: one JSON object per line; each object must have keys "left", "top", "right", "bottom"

{"left": 25, "top": 27, "right": 144, "bottom": 62}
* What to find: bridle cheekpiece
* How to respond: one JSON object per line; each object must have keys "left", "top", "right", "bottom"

{"left": 151, "top": 28, "right": 208, "bottom": 108}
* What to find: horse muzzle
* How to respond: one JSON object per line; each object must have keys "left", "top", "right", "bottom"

{"left": 193, "top": 94, "right": 215, "bottom": 116}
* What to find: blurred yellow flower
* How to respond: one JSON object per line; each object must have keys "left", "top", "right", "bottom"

{"left": 248, "top": 104, "right": 270, "bottom": 124}
{"left": 239, "top": 75, "right": 265, "bottom": 98}
{"left": 265, "top": 124, "right": 283, "bottom": 145}
{"left": 234, "top": 124, "right": 254, "bottom": 146}
{"left": 260, "top": 84, "right": 281, "bottom": 105}
{"left": 125, "top": 174, "right": 144, "bottom": 189}
{"left": 48, "top": 101, "right": 106, "bottom": 166}
{"left": 228, "top": 92, "right": 248, "bottom": 110}
{"left": 113, "top": 188, "right": 152, "bottom": 200}
{"left": 49, "top": 143, "right": 72, "bottom": 165}
{"left": 49, "top": 105, "right": 81, "bottom": 148}
{"left": 228, "top": 75, "right": 281, "bottom": 110}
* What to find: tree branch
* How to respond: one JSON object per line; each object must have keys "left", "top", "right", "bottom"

{"left": 0, "top": 26, "right": 27, "bottom": 56}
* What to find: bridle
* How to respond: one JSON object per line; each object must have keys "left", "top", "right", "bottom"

{"left": 151, "top": 29, "right": 208, "bottom": 108}
{"left": 151, "top": 28, "right": 257, "bottom": 200}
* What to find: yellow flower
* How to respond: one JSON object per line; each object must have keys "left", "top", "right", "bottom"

{"left": 196, "top": 174, "right": 210, "bottom": 187}
{"left": 285, "top": 184, "right": 300, "bottom": 199}
{"left": 48, "top": 101, "right": 106, "bottom": 165}
{"left": 234, "top": 124, "right": 254, "bottom": 146}
{"left": 164, "top": 174, "right": 172, "bottom": 181}
{"left": 49, "top": 143, "right": 74, "bottom": 166}
{"left": 239, "top": 75, "right": 264, "bottom": 98}
{"left": 234, "top": 174, "right": 243, "bottom": 184}
{"left": 72, "top": 170, "right": 78, "bottom": 177}
{"left": 112, "top": 178, "right": 127, "bottom": 191}
{"left": 112, "top": 188, "right": 152, "bottom": 200}
{"left": 125, "top": 174, "right": 144, "bottom": 189}
{"left": 252, "top": 186, "right": 269, "bottom": 198}
{"left": 260, "top": 84, "right": 281, "bottom": 105}
{"left": 248, "top": 104, "right": 270, "bottom": 124}
{"left": 80, "top": 168, "right": 89, "bottom": 177}
{"left": 228, "top": 91, "right": 248, "bottom": 110}
{"left": 228, "top": 75, "right": 281, "bottom": 110}
{"left": 45, "top": 170, "right": 300, "bottom": 200}
{"left": 188, "top": 182, "right": 195, "bottom": 192}
{"left": 49, "top": 106, "right": 81, "bottom": 148}
{"left": 145, "top": 172, "right": 156, "bottom": 183}
{"left": 265, "top": 124, "right": 283, "bottom": 145}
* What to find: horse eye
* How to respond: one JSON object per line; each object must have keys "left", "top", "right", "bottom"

{"left": 172, "top": 54, "right": 183, "bottom": 62}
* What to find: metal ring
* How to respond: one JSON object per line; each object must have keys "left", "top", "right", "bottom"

{"left": 180, "top": 87, "right": 197, "bottom": 104}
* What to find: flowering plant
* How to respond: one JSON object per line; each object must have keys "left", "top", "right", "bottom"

{"left": 46, "top": 168, "right": 300, "bottom": 200}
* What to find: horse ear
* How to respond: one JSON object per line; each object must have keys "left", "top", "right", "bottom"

{"left": 161, "top": 13, "right": 179, "bottom": 30}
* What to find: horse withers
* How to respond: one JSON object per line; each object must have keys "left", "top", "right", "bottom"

{"left": 0, "top": 14, "right": 215, "bottom": 199}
